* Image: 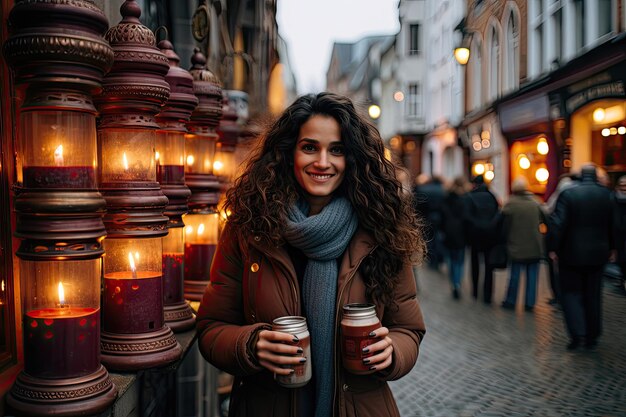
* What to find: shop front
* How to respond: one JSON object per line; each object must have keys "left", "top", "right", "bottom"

{"left": 556, "top": 63, "right": 626, "bottom": 185}
{"left": 498, "top": 34, "right": 626, "bottom": 194}
{"left": 499, "top": 92, "right": 559, "bottom": 199}
{"left": 462, "top": 109, "right": 508, "bottom": 201}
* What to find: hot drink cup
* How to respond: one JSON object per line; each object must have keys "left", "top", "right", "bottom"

{"left": 340, "top": 303, "right": 382, "bottom": 375}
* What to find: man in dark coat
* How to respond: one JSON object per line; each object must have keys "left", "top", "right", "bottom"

{"left": 549, "top": 165, "right": 615, "bottom": 350}
{"left": 465, "top": 175, "right": 501, "bottom": 304}
{"left": 614, "top": 175, "right": 626, "bottom": 289}
{"left": 413, "top": 176, "right": 447, "bottom": 270}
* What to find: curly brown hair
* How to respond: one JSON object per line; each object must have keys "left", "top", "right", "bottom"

{"left": 224, "top": 92, "right": 424, "bottom": 307}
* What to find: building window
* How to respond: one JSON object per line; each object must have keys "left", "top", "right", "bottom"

{"left": 470, "top": 38, "right": 482, "bottom": 110}
{"left": 535, "top": 24, "right": 544, "bottom": 73}
{"left": 598, "top": 0, "right": 613, "bottom": 37}
{"left": 409, "top": 24, "right": 420, "bottom": 55}
{"left": 575, "top": 0, "right": 585, "bottom": 50}
{"left": 552, "top": 9, "right": 563, "bottom": 63}
{"left": 407, "top": 83, "right": 421, "bottom": 117}
{"left": 489, "top": 27, "right": 500, "bottom": 100}
{"left": 505, "top": 12, "right": 520, "bottom": 91}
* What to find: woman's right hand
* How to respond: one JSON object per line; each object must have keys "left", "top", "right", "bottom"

{"left": 256, "top": 330, "right": 306, "bottom": 375}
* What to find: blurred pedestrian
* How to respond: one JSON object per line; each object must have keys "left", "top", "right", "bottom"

{"left": 613, "top": 175, "right": 626, "bottom": 286}
{"left": 549, "top": 164, "right": 615, "bottom": 350}
{"left": 501, "top": 177, "right": 547, "bottom": 312}
{"left": 543, "top": 173, "right": 579, "bottom": 306}
{"left": 441, "top": 177, "right": 469, "bottom": 299}
{"left": 413, "top": 176, "right": 446, "bottom": 270}
{"left": 466, "top": 175, "right": 501, "bottom": 304}
{"left": 196, "top": 92, "right": 426, "bottom": 417}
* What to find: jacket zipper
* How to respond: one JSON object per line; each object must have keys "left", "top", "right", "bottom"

{"left": 331, "top": 247, "right": 376, "bottom": 417}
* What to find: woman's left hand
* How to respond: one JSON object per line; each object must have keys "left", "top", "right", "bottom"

{"left": 363, "top": 327, "right": 393, "bottom": 371}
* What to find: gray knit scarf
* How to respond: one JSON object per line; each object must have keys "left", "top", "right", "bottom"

{"left": 284, "top": 197, "right": 358, "bottom": 417}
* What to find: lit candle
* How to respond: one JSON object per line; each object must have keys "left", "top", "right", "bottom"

{"left": 184, "top": 216, "right": 218, "bottom": 283}
{"left": 213, "top": 160, "right": 224, "bottom": 176}
{"left": 102, "top": 248, "right": 164, "bottom": 334}
{"left": 57, "top": 282, "right": 69, "bottom": 308}
{"left": 162, "top": 228, "right": 185, "bottom": 307}
{"left": 54, "top": 144, "right": 64, "bottom": 166}
{"left": 22, "top": 144, "right": 95, "bottom": 188}
{"left": 24, "top": 281, "right": 100, "bottom": 378}
{"left": 128, "top": 252, "right": 138, "bottom": 279}
{"left": 123, "top": 152, "right": 129, "bottom": 171}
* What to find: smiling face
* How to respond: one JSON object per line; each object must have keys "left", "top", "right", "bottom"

{"left": 293, "top": 115, "right": 346, "bottom": 215}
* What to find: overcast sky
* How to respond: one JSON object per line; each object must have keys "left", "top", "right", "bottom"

{"left": 276, "top": 0, "right": 400, "bottom": 95}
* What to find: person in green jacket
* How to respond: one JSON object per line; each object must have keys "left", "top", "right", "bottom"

{"left": 501, "top": 176, "right": 547, "bottom": 311}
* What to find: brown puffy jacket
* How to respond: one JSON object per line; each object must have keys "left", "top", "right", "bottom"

{"left": 196, "top": 222, "right": 426, "bottom": 417}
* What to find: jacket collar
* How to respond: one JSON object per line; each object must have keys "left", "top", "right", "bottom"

{"left": 246, "top": 228, "right": 377, "bottom": 273}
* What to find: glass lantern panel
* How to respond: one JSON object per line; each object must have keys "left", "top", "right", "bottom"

{"left": 185, "top": 133, "right": 217, "bottom": 175}
{"left": 20, "top": 259, "right": 101, "bottom": 312}
{"left": 162, "top": 228, "right": 184, "bottom": 306}
{"left": 156, "top": 130, "right": 185, "bottom": 184}
{"left": 102, "top": 237, "right": 163, "bottom": 334}
{"left": 19, "top": 110, "right": 97, "bottom": 188}
{"left": 213, "top": 147, "right": 237, "bottom": 180}
{"left": 98, "top": 128, "right": 156, "bottom": 183}
{"left": 183, "top": 212, "right": 219, "bottom": 281}
{"left": 20, "top": 259, "right": 101, "bottom": 379}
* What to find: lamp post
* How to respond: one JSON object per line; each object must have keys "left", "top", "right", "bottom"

{"left": 183, "top": 48, "right": 223, "bottom": 302}
{"left": 3, "top": 0, "right": 117, "bottom": 414}
{"left": 95, "top": 0, "right": 181, "bottom": 370}
{"left": 155, "top": 35, "right": 198, "bottom": 332}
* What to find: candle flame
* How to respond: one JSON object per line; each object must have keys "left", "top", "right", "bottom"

{"left": 128, "top": 252, "right": 136, "bottom": 272}
{"left": 198, "top": 223, "right": 205, "bottom": 235}
{"left": 155, "top": 151, "right": 160, "bottom": 161}
{"left": 213, "top": 160, "right": 224, "bottom": 174}
{"left": 185, "top": 225, "right": 193, "bottom": 235}
{"left": 1, "top": 280, "right": 5, "bottom": 292}
{"left": 54, "top": 145, "right": 64, "bottom": 166}
{"left": 186, "top": 155, "right": 195, "bottom": 166}
{"left": 123, "top": 152, "right": 129, "bottom": 171}
{"left": 58, "top": 282, "right": 66, "bottom": 305}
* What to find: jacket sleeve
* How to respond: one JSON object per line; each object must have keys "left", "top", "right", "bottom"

{"left": 378, "top": 261, "right": 425, "bottom": 381}
{"left": 196, "top": 222, "right": 269, "bottom": 376}
{"left": 548, "top": 191, "right": 569, "bottom": 253}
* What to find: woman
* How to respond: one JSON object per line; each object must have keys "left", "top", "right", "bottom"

{"left": 441, "top": 177, "right": 469, "bottom": 299}
{"left": 196, "top": 92, "right": 426, "bottom": 417}
{"left": 501, "top": 176, "right": 546, "bottom": 311}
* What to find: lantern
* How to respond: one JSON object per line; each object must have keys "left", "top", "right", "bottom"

{"left": 216, "top": 90, "right": 247, "bottom": 186}
{"left": 3, "top": 0, "right": 117, "bottom": 414}
{"left": 155, "top": 36, "right": 198, "bottom": 332}
{"left": 183, "top": 49, "right": 223, "bottom": 301}
{"left": 95, "top": 0, "right": 181, "bottom": 370}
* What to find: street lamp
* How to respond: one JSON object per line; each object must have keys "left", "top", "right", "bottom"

{"left": 453, "top": 18, "right": 475, "bottom": 66}
{"left": 454, "top": 43, "right": 470, "bottom": 65}
{"left": 368, "top": 104, "right": 381, "bottom": 120}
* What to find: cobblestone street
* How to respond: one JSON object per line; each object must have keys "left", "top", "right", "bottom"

{"left": 391, "top": 263, "right": 626, "bottom": 417}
